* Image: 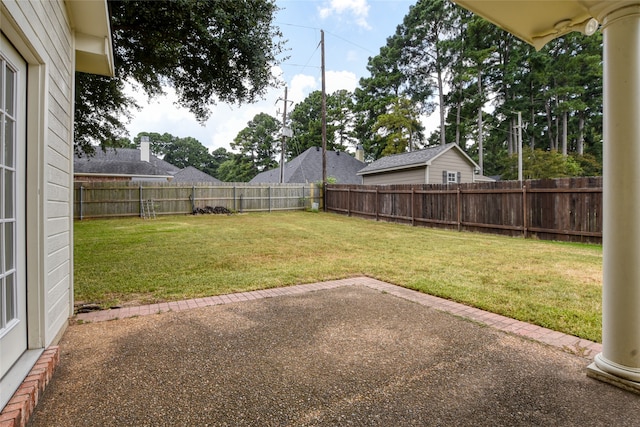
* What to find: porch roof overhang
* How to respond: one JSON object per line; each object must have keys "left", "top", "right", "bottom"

{"left": 66, "top": 0, "right": 114, "bottom": 76}
{"left": 451, "top": 1, "right": 633, "bottom": 50}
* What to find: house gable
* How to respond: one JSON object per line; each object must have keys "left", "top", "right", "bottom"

{"left": 427, "top": 146, "right": 477, "bottom": 184}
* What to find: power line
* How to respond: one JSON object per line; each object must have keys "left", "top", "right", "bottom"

{"left": 281, "top": 63, "right": 321, "bottom": 69}
{"left": 323, "top": 29, "right": 377, "bottom": 55}
{"left": 276, "top": 22, "right": 377, "bottom": 55}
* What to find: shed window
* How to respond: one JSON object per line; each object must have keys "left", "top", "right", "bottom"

{"left": 443, "top": 171, "right": 460, "bottom": 184}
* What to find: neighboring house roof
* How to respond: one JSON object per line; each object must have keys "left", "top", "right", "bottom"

{"left": 250, "top": 147, "right": 365, "bottom": 184}
{"left": 357, "top": 143, "right": 480, "bottom": 175}
{"left": 74, "top": 148, "right": 179, "bottom": 179}
{"left": 172, "top": 166, "right": 221, "bottom": 183}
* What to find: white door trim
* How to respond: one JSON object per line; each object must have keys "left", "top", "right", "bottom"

{"left": 0, "top": 31, "right": 27, "bottom": 383}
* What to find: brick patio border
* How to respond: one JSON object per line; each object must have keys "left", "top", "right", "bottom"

{"left": 0, "top": 347, "right": 59, "bottom": 427}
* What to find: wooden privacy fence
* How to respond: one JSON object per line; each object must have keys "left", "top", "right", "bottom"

{"left": 74, "top": 182, "right": 322, "bottom": 219}
{"left": 325, "top": 177, "right": 602, "bottom": 243}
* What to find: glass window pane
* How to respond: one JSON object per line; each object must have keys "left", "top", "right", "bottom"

{"left": 4, "top": 169, "right": 13, "bottom": 219}
{"left": 0, "top": 224, "right": 3, "bottom": 275}
{"left": 4, "top": 117, "right": 13, "bottom": 168}
{"left": 5, "top": 222, "right": 13, "bottom": 272}
{"left": 0, "top": 277, "right": 4, "bottom": 328}
{"left": 5, "top": 274, "right": 13, "bottom": 322}
{"left": 4, "top": 66, "right": 14, "bottom": 117}
{"left": 0, "top": 114, "right": 4, "bottom": 171}
{"left": 0, "top": 170, "right": 4, "bottom": 220}
{"left": 0, "top": 63, "right": 4, "bottom": 111}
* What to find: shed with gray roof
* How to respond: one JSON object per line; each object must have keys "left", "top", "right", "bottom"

{"left": 357, "top": 143, "right": 493, "bottom": 185}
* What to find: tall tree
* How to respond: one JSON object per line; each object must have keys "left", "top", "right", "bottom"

{"left": 209, "top": 148, "right": 234, "bottom": 179}
{"left": 372, "top": 97, "right": 424, "bottom": 155}
{"left": 355, "top": 34, "right": 414, "bottom": 160}
{"left": 231, "top": 113, "right": 280, "bottom": 172}
{"left": 217, "top": 153, "right": 258, "bottom": 182}
{"left": 327, "top": 90, "right": 357, "bottom": 152}
{"left": 399, "top": 0, "right": 457, "bottom": 145}
{"left": 75, "top": 0, "right": 284, "bottom": 155}
{"left": 74, "top": 75, "right": 136, "bottom": 156}
{"left": 162, "top": 137, "right": 215, "bottom": 173}
{"left": 288, "top": 91, "right": 326, "bottom": 158}
{"left": 288, "top": 90, "right": 358, "bottom": 158}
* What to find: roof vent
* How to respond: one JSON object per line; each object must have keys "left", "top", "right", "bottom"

{"left": 316, "top": 146, "right": 320, "bottom": 152}
{"left": 336, "top": 151, "right": 340, "bottom": 156}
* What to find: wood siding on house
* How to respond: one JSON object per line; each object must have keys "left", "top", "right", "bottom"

{"left": 39, "top": 0, "right": 74, "bottom": 345}
{"left": 362, "top": 167, "right": 426, "bottom": 185}
{"left": 427, "top": 148, "right": 475, "bottom": 184}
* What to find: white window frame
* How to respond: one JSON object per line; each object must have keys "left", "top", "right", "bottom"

{"left": 446, "top": 171, "right": 458, "bottom": 184}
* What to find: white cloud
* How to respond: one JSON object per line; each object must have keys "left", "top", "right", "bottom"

{"left": 318, "top": 0, "right": 371, "bottom": 29}
{"left": 125, "top": 84, "right": 282, "bottom": 153}
{"left": 125, "top": 69, "right": 360, "bottom": 155}
{"left": 289, "top": 74, "right": 318, "bottom": 104}
{"left": 326, "top": 70, "right": 358, "bottom": 94}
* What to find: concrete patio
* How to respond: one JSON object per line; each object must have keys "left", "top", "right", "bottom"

{"left": 24, "top": 278, "right": 640, "bottom": 426}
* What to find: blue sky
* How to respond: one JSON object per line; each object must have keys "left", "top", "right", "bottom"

{"left": 125, "top": 0, "right": 417, "bottom": 153}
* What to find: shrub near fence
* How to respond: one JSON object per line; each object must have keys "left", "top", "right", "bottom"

{"left": 326, "top": 177, "right": 603, "bottom": 244}
{"left": 74, "top": 182, "right": 321, "bottom": 219}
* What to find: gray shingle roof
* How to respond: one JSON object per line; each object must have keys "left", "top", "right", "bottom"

{"left": 358, "top": 143, "right": 463, "bottom": 175}
{"left": 250, "top": 147, "right": 365, "bottom": 184}
{"left": 74, "top": 148, "right": 180, "bottom": 177}
{"left": 172, "top": 166, "right": 221, "bottom": 183}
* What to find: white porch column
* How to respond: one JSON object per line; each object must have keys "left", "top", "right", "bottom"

{"left": 588, "top": 4, "right": 640, "bottom": 390}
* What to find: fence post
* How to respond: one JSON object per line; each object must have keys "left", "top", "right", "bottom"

{"left": 191, "top": 185, "right": 196, "bottom": 213}
{"left": 375, "top": 186, "right": 379, "bottom": 221}
{"left": 522, "top": 184, "right": 528, "bottom": 239}
{"left": 347, "top": 188, "right": 351, "bottom": 216}
{"left": 268, "top": 186, "right": 271, "bottom": 212}
{"left": 411, "top": 188, "right": 415, "bottom": 227}
{"left": 79, "top": 185, "right": 84, "bottom": 220}
{"left": 457, "top": 185, "right": 461, "bottom": 232}
{"left": 233, "top": 186, "right": 237, "bottom": 212}
{"left": 139, "top": 184, "right": 143, "bottom": 218}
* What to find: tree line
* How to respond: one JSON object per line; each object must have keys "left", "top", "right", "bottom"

{"left": 76, "top": 0, "right": 604, "bottom": 182}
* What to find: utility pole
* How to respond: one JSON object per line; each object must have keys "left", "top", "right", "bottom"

{"left": 321, "top": 29, "right": 327, "bottom": 209}
{"left": 277, "top": 86, "right": 292, "bottom": 184}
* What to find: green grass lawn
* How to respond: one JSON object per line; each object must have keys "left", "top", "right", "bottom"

{"left": 74, "top": 211, "right": 603, "bottom": 342}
